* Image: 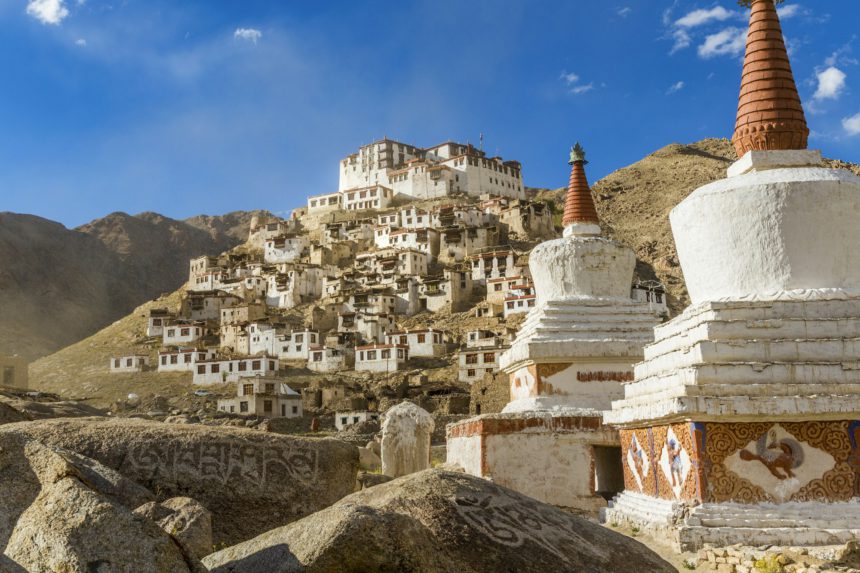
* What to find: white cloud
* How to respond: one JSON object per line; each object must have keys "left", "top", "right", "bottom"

{"left": 843, "top": 112, "right": 860, "bottom": 136}
{"left": 571, "top": 83, "right": 594, "bottom": 95}
{"left": 666, "top": 81, "right": 685, "bottom": 95}
{"left": 813, "top": 66, "right": 847, "bottom": 101}
{"left": 698, "top": 27, "right": 746, "bottom": 59}
{"left": 75, "top": 38, "right": 86, "bottom": 46}
{"left": 560, "top": 71, "right": 579, "bottom": 85}
{"left": 26, "top": 0, "right": 69, "bottom": 25}
{"left": 670, "top": 29, "right": 692, "bottom": 54}
{"left": 617, "top": 7, "right": 632, "bottom": 18}
{"left": 675, "top": 7, "right": 734, "bottom": 28}
{"left": 234, "top": 28, "right": 262, "bottom": 44}
{"left": 777, "top": 4, "right": 801, "bottom": 19}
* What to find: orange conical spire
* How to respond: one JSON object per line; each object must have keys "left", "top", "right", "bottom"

{"left": 732, "top": 0, "right": 809, "bottom": 157}
{"left": 562, "top": 143, "right": 600, "bottom": 231}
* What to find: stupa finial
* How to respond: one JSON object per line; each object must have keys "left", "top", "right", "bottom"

{"left": 562, "top": 143, "right": 599, "bottom": 231}
{"left": 732, "top": 0, "right": 808, "bottom": 157}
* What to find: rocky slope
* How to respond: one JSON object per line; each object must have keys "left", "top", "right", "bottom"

{"left": 532, "top": 138, "right": 860, "bottom": 311}
{"left": 0, "top": 210, "right": 264, "bottom": 362}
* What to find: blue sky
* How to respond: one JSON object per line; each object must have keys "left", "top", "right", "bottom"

{"left": 1, "top": 0, "right": 858, "bottom": 228}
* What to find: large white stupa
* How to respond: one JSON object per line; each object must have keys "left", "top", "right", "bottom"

{"left": 605, "top": 0, "right": 860, "bottom": 551}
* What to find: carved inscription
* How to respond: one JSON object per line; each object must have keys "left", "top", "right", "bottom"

{"left": 126, "top": 440, "right": 319, "bottom": 489}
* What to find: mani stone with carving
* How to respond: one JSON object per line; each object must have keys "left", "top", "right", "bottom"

{"left": 605, "top": 0, "right": 860, "bottom": 553}
{"left": 446, "top": 144, "right": 661, "bottom": 513}
{"left": 381, "top": 401, "right": 435, "bottom": 478}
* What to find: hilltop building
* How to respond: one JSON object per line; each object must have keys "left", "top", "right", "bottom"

{"left": 605, "top": 0, "right": 860, "bottom": 551}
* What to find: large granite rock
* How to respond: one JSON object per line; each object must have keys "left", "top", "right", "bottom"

{"left": 0, "top": 432, "right": 201, "bottom": 572}
{"left": 0, "top": 418, "right": 360, "bottom": 545}
{"left": 134, "top": 497, "right": 213, "bottom": 559}
{"left": 0, "top": 402, "right": 29, "bottom": 426}
{"left": 203, "top": 469, "right": 676, "bottom": 573}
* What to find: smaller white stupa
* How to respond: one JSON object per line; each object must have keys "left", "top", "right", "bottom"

{"left": 446, "top": 144, "right": 662, "bottom": 512}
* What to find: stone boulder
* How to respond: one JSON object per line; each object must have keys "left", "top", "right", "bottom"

{"left": 135, "top": 497, "right": 213, "bottom": 559}
{"left": 203, "top": 469, "right": 676, "bottom": 573}
{"left": 381, "top": 402, "right": 434, "bottom": 478}
{"left": 0, "top": 417, "right": 359, "bottom": 546}
{"left": 0, "top": 397, "right": 106, "bottom": 420}
{"left": 0, "top": 402, "right": 29, "bottom": 425}
{"left": 0, "top": 432, "right": 201, "bottom": 573}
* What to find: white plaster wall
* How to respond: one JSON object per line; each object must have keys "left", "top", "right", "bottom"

{"left": 485, "top": 433, "right": 597, "bottom": 508}
{"left": 529, "top": 237, "right": 636, "bottom": 304}
{"left": 671, "top": 165, "right": 860, "bottom": 304}
{"left": 446, "top": 434, "right": 484, "bottom": 475}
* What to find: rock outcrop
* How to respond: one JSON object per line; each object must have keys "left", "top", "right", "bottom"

{"left": 135, "top": 497, "right": 213, "bottom": 559}
{"left": 0, "top": 418, "right": 359, "bottom": 545}
{"left": 0, "top": 402, "right": 29, "bottom": 425}
{"left": 203, "top": 469, "right": 676, "bottom": 573}
{"left": 0, "top": 432, "right": 202, "bottom": 573}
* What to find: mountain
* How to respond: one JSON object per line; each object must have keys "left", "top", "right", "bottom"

{"left": 531, "top": 138, "right": 860, "bottom": 311}
{"left": 0, "top": 210, "right": 265, "bottom": 362}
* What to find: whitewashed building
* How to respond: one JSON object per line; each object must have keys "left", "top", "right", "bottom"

{"left": 110, "top": 354, "right": 150, "bottom": 373}
{"left": 264, "top": 234, "right": 310, "bottom": 264}
{"left": 217, "top": 378, "right": 303, "bottom": 419}
{"left": 163, "top": 322, "right": 206, "bottom": 347}
{"left": 157, "top": 348, "right": 217, "bottom": 372}
{"left": 355, "top": 344, "right": 408, "bottom": 372}
{"left": 307, "top": 346, "right": 349, "bottom": 373}
{"left": 307, "top": 191, "right": 341, "bottom": 214}
{"left": 385, "top": 329, "right": 448, "bottom": 358}
{"left": 457, "top": 346, "right": 507, "bottom": 384}
{"left": 146, "top": 309, "right": 175, "bottom": 338}
{"left": 193, "top": 356, "right": 280, "bottom": 386}
{"left": 342, "top": 185, "right": 394, "bottom": 211}
{"left": 467, "top": 250, "right": 521, "bottom": 285}
{"left": 334, "top": 410, "right": 380, "bottom": 431}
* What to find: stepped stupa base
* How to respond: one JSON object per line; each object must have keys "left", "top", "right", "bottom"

{"left": 606, "top": 493, "right": 860, "bottom": 552}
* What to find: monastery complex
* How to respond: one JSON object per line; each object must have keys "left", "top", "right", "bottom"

{"left": 93, "top": 0, "right": 860, "bottom": 564}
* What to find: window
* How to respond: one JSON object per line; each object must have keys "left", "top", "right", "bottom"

{"left": 269, "top": 361, "right": 275, "bottom": 370}
{"left": 161, "top": 356, "right": 167, "bottom": 365}
{"left": 126, "top": 358, "right": 133, "bottom": 367}
{"left": 252, "top": 360, "right": 261, "bottom": 370}
{"left": 466, "top": 354, "right": 478, "bottom": 364}
{"left": 211, "top": 364, "right": 220, "bottom": 374}
{"left": 197, "top": 365, "right": 205, "bottom": 374}
{"left": 341, "top": 417, "right": 347, "bottom": 425}
{"left": 494, "top": 284, "right": 502, "bottom": 292}
{"left": 167, "top": 329, "right": 175, "bottom": 338}
{"left": 243, "top": 384, "right": 254, "bottom": 396}
{"left": 353, "top": 416, "right": 359, "bottom": 423}
{"left": 484, "top": 353, "right": 495, "bottom": 363}
{"left": 265, "top": 383, "right": 275, "bottom": 394}
{"left": 296, "top": 334, "right": 303, "bottom": 343}
{"left": 180, "top": 328, "right": 190, "bottom": 337}
{"left": 381, "top": 350, "right": 391, "bottom": 359}
{"left": 264, "top": 400, "right": 273, "bottom": 413}
{"left": 417, "top": 334, "right": 426, "bottom": 343}
{"left": 240, "top": 401, "right": 249, "bottom": 413}
{"left": 367, "top": 351, "right": 377, "bottom": 360}
{"left": 467, "top": 369, "right": 476, "bottom": 378}
{"left": 230, "top": 405, "right": 235, "bottom": 413}
{"left": 238, "top": 362, "right": 247, "bottom": 372}
{"left": 399, "top": 335, "right": 407, "bottom": 344}
{"left": 170, "top": 355, "right": 178, "bottom": 365}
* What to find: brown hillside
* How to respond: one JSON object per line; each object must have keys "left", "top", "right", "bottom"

{"left": 0, "top": 210, "right": 264, "bottom": 362}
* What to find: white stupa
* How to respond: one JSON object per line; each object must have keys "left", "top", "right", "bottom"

{"left": 446, "top": 144, "right": 662, "bottom": 512}
{"left": 605, "top": 0, "right": 860, "bottom": 551}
